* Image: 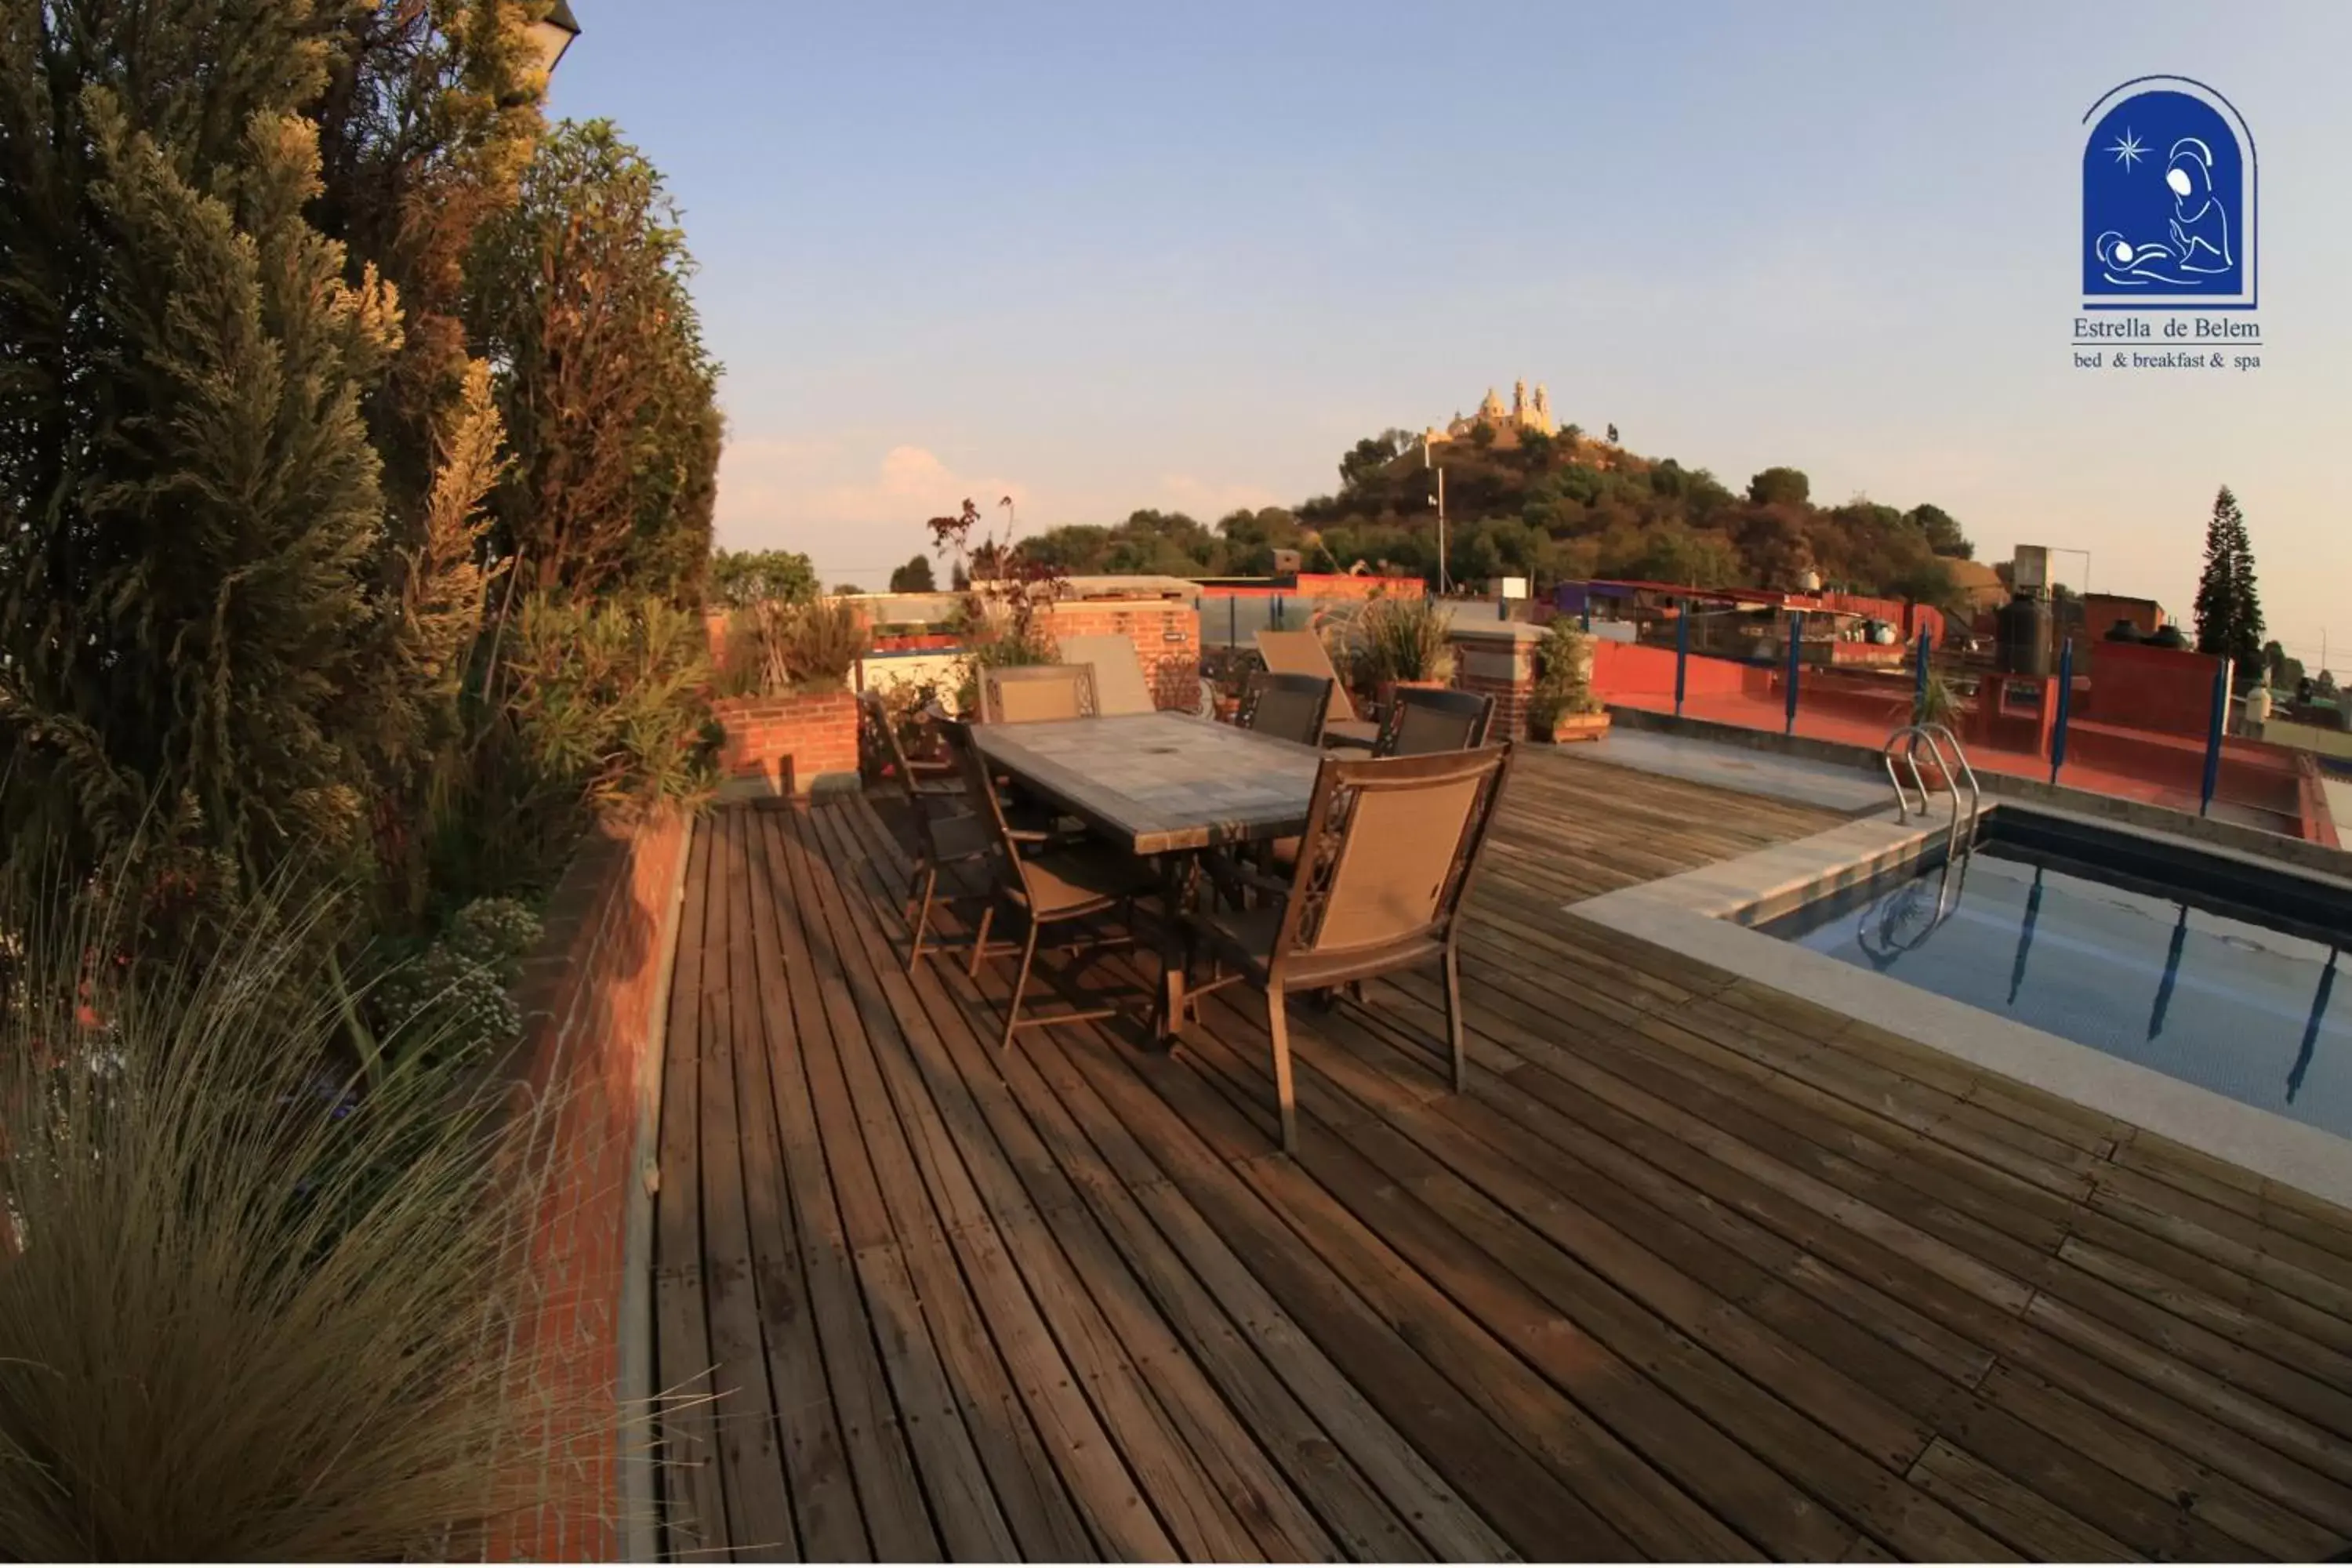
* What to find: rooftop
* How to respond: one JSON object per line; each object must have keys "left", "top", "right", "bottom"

{"left": 652, "top": 751, "right": 2352, "bottom": 1561}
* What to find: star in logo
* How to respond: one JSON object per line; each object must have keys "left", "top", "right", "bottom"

{"left": 2107, "top": 128, "right": 2148, "bottom": 171}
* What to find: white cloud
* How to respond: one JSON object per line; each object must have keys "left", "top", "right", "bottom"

{"left": 1152, "top": 472, "right": 1285, "bottom": 521}
{"left": 710, "top": 434, "right": 1290, "bottom": 584}
{"left": 713, "top": 437, "right": 1029, "bottom": 582}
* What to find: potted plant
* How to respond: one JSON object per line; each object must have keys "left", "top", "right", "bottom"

{"left": 1350, "top": 593, "right": 1455, "bottom": 719}
{"left": 1908, "top": 673, "right": 1958, "bottom": 790}
{"left": 1530, "top": 620, "right": 1610, "bottom": 742}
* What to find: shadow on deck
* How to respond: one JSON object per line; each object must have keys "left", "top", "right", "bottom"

{"left": 652, "top": 749, "right": 2352, "bottom": 1562}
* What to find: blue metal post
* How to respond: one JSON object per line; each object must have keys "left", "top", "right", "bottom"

{"left": 2049, "top": 638, "right": 2074, "bottom": 785}
{"left": 1784, "top": 610, "right": 1805, "bottom": 735}
{"left": 1673, "top": 599, "right": 1690, "bottom": 717}
{"left": 1272, "top": 593, "right": 1283, "bottom": 631}
{"left": 1227, "top": 594, "right": 1236, "bottom": 648}
{"left": 1914, "top": 626, "right": 1932, "bottom": 718}
{"left": 2199, "top": 657, "right": 2231, "bottom": 817}
{"left": 1581, "top": 605, "right": 1592, "bottom": 633}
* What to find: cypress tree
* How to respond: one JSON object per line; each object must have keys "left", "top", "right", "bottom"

{"left": 2191, "top": 485, "right": 2265, "bottom": 688}
{"left": 0, "top": 5, "right": 408, "bottom": 902}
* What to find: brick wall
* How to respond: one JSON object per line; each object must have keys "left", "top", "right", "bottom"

{"left": 486, "top": 805, "right": 691, "bottom": 1562}
{"left": 710, "top": 689, "right": 859, "bottom": 795}
{"left": 1042, "top": 599, "right": 1201, "bottom": 711}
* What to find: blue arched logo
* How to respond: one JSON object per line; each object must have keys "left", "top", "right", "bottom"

{"left": 2082, "top": 76, "right": 2256, "bottom": 310}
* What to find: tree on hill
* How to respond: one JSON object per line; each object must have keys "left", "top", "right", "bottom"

{"left": 888, "top": 554, "right": 937, "bottom": 593}
{"left": 2191, "top": 485, "right": 2266, "bottom": 687}
{"left": 1748, "top": 467, "right": 1812, "bottom": 508}
{"left": 1906, "top": 503, "right": 1974, "bottom": 559}
{"left": 1339, "top": 430, "right": 1414, "bottom": 492}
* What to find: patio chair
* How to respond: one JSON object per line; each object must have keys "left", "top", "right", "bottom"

{"left": 1057, "top": 634, "right": 1156, "bottom": 716}
{"left": 859, "top": 691, "right": 990, "bottom": 972}
{"left": 952, "top": 729, "right": 1156, "bottom": 1051}
{"left": 1185, "top": 744, "right": 1514, "bottom": 1152}
{"left": 1236, "top": 671, "right": 1333, "bottom": 748}
{"left": 1257, "top": 628, "right": 1378, "bottom": 750}
{"left": 977, "top": 662, "right": 1098, "bottom": 724}
{"left": 1374, "top": 686, "right": 1496, "bottom": 757}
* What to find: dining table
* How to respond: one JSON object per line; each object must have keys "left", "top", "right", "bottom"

{"left": 967, "top": 710, "right": 1324, "bottom": 1039}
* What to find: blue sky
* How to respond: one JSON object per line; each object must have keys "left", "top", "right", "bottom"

{"left": 553, "top": 2, "right": 2351, "bottom": 669}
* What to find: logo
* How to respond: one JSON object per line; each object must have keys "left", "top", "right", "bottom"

{"left": 2082, "top": 75, "right": 2256, "bottom": 310}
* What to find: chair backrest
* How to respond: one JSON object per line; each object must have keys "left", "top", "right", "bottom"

{"left": 1056, "top": 634, "right": 1156, "bottom": 716}
{"left": 1256, "top": 629, "right": 1359, "bottom": 723}
{"left": 978, "top": 662, "right": 1098, "bottom": 724}
{"left": 944, "top": 718, "right": 1036, "bottom": 899}
{"left": 1273, "top": 744, "right": 1513, "bottom": 970}
{"left": 1238, "top": 671, "right": 1332, "bottom": 748}
{"left": 1375, "top": 686, "right": 1495, "bottom": 757}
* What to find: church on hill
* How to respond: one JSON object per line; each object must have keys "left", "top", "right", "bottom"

{"left": 1425, "top": 378, "right": 1556, "bottom": 450}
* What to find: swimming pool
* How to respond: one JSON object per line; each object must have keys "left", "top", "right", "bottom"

{"left": 1752, "top": 815, "right": 2352, "bottom": 1140}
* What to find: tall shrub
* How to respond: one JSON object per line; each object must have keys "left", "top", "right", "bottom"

{"left": 466, "top": 119, "right": 724, "bottom": 602}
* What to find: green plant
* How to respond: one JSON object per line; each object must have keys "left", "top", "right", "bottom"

{"left": 1530, "top": 620, "right": 1602, "bottom": 727}
{"left": 1349, "top": 593, "right": 1456, "bottom": 686}
{"left": 0, "top": 881, "right": 604, "bottom": 1559}
{"left": 1914, "top": 672, "right": 1958, "bottom": 727}
{"left": 715, "top": 597, "right": 871, "bottom": 696}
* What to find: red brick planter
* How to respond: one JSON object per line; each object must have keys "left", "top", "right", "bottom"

{"left": 710, "top": 688, "right": 858, "bottom": 797}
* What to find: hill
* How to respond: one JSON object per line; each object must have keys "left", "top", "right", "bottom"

{"left": 1013, "top": 423, "right": 1977, "bottom": 613}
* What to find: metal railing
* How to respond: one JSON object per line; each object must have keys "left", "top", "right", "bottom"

{"left": 1883, "top": 721, "right": 1984, "bottom": 859}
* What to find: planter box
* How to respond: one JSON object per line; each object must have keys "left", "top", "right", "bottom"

{"left": 1537, "top": 711, "right": 1613, "bottom": 745}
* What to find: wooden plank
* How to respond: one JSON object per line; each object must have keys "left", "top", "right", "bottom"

{"left": 750, "top": 811, "right": 942, "bottom": 1562}
{"left": 699, "top": 811, "right": 801, "bottom": 1557}
{"left": 788, "top": 807, "right": 1236, "bottom": 1561}
{"left": 733, "top": 811, "right": 871, "bottom": 1561}
{"left": 1342, "top": 974, "right": 2263, "bottom": 1561}
{"left": 1904, "top": 1439, "right": 2137, "bottom": 1562}
{"left": 760, "top": 811, "right": 1018, "bottom": 1561}
{"left": 824, "top": 796, "right": 1514, "bottom": 1564}
{"left": 653, "top": 820, "right": 728, "bottom": 1560}
{"left": 776, "top": 811, "right": 1093, "bottom": 1561}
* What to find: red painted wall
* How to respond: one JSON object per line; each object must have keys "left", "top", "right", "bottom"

{"left": 1590, "top": 640, "right": 1756, "bottom": 699}
{"left": 2083, "top": 641, "right": 2224, "bottom": 738}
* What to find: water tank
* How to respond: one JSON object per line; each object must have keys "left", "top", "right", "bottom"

{"left": 2147, "top": 623, "right": 2190, "bottom": 651}
{"left": 1995, "top": 593, "right": 2053, "bottom": 676}
{"left": 2103, "top": 618, "right": 2144, "bottom": 643}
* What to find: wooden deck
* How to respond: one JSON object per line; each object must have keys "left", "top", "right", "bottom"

{"left": 652, "top": 750, "right": 2352, "bottom": 1562}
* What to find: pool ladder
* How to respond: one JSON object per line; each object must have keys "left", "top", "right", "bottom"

{"left": 1883, "top": 722, "right": 1984, "bottom": 864}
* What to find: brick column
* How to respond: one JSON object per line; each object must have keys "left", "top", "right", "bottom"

{"left": 1447, "top": 622, "right": 1544, "bottom": 742}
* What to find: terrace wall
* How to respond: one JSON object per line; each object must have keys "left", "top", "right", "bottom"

{"left": 488, "top": 805, "right": 691, "bottom": 1561}
{"left": 710, "top": 689, "right": 859, "bottom": 797}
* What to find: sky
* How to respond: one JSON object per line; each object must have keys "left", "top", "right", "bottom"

{"left": 550, "top": 1, "right": 2352, "bottom": 671}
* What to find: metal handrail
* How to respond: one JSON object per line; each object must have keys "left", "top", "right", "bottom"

{"left": 1882, "top": 722, "right": 1984, "bottom": 865}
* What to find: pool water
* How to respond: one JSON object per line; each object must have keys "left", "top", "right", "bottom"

{"left": 1759, "top": 845, "right": 2352, "bottom": 1140}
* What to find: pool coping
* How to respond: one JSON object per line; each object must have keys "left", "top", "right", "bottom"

{"left": 1569, "top": 805, "right": 2352, "bottom": 1212}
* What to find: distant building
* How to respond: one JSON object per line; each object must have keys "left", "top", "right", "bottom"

{"left": 2082, "top": 592, "right": 2168, "bottom": 640}
{"left": 1424, "top": 378, "right": 1557, "bottom": 450}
